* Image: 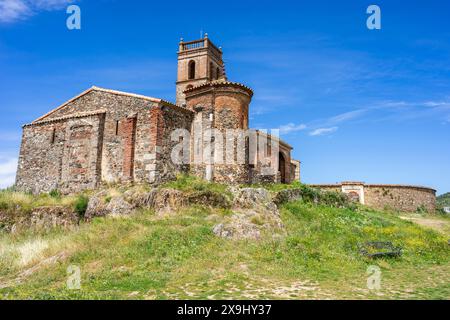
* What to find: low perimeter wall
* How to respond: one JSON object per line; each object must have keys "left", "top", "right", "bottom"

{"left": 309, "top": 182, "right": 436, "bottom": 213}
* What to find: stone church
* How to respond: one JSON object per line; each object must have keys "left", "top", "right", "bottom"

{"left": 16, "top": 35, "right": 300, "bottom": 194}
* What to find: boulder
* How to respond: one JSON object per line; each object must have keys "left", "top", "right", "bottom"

{"left": 233, "top": 188, "right": 279, "bottom": 215}
{"left": 213, "top": 216, "right": 261, "bottom": 240}
{"left": 126, "top": 188, "right": 158, "bottom": 208}
{"left": 187, "top": 190, "right": 232, "bottom": 208}
{"left": 85, "top": 192, "right": 108, "bottom": 220}
{"left": 213, "top": 188, "right": 284, "bottom": 240}
{"left": 105, "top": 196, "right": 134, "bottom": 216}
{"left": 153, "top": 188, "right": 186, "bottom": 215}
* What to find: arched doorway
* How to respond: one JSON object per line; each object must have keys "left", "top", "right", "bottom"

{"left": 347, "top": 191, "right": 360, "bottom": 203}
{"left": 279, "top": 152, "right": 286, "bottom": 183}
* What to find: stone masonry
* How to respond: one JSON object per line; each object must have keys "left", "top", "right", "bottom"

{"left": 310, "top": 182, "right": 436, "bottom": 212}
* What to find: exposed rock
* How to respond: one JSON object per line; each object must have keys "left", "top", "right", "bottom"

{"left": 85, "top": 192, "right": 108, "bottom": 220}
{"left": 233, "top": 188, "right": 279, "bottom": 215}
{"left": 187, "top": 190, "right": 232, "bottom": 208}
{"left": 273, "top": 188, "right": 303, "bottom": 206}
{"left": 213, "top": 216, "right": 261, "bottom": 240}
{"left": 1, "top": 207, "right": 79, "bottom": 233}
{"left": 125, "top": 188, "right": 158, "bottom": 208}
{"left": 213, "top": 188, "right": 284, "bottom": 240}
{"left": 153, "top": 188, "right": 186, "bottom": 215}
{"left": 105, "top": 197, "right": 134, "bottom": 216}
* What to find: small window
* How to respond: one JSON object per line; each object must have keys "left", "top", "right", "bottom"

{"left": 188, "top": 60, "right": 196, "bottom": 79}
{"left": 51, "top": 128, "right": 56, "bottom": 144}
{"left": 115, "top": 120, "right": 120, "bottom": 135}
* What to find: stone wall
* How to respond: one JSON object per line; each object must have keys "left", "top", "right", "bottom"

{"left": 309, "top": 182, "right": 436, "bottom": 213}
{"left": 16, "top": 112, "right": 105, "bottom": 194}
{"left": 16, "top": 88, "right": 194, "bottom": 193}
{"left": 364, "top": 185, "right": 436, "bottom": 213}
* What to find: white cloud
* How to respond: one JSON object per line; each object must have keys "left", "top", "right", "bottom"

{"left": 279, "top": 123, "right": 307, "bottom": 134}
{"left": 0, "top": 0, "right": 31, "bottom": 23}
{"left": 328, "top": 109, "right": 367, "bottom": 124}
{"left": 0, "top": 157, "right": 17, "bottom": 189}
{"left": 309, "top": 127, "right": 338, "bottom": 137}
{"left": 0, "top": 0, "right": 74, "bottom": 23}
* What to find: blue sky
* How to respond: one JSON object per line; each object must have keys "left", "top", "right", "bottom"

{"left": 0, "top": 0, "right": 449, "bottom": 193}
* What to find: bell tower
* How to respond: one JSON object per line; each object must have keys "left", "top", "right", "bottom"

{"left": 176, "top": 34, "right": 225, "bottom": 106}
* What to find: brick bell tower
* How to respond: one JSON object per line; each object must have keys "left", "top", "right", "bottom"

{"left": 176, "top": 34, "right": 225, "bottom": 106}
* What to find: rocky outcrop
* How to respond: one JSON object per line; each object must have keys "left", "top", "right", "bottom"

{"left": 272, "top": 188, "right": 303, "bottom": 206}
{"left": 85, "top": 192, "right": 135, "bottom": 219}
{"left": 105, "top": 197, "right": 134, "bottom": 216}
{"left": 85, "top": 192, "right": 108, "bottom": 220}
{"left": 187, "top": 190, "right": 232, "bottom": 208}
{"left": 152, "top": 189, "right": 186, "bottom": 215}
{"left": 0, "top": 206, "right": 79, "bottom": 233}
{"left": 213, "top": 188, "right": 284, "bottom": 240}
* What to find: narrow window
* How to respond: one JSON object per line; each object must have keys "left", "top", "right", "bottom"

{"left": 216, "top": 67, "right": 220, "bottom": 79}
{"left": 115, "top": 120, "right": 119, "bottom": 135}
{"left": 209, "top": 62, "right": 214, "bottom": 80}
{"left": 51, "top": 128, "right": 56, "bottom": 144}
{"left": 188, "top": 60, "right": 196, "bottom": 79}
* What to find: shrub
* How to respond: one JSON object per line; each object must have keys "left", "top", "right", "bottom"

{"left": 416, "top": 205, "right": 428, "bottom": 214}
{"left": 74, "top": 195, "right": 89, "bottom": 218}
{"left": 49, "top": 189, "right": 61, "bottom": 199}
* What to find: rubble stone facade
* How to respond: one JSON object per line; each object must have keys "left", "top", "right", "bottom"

{"left": 16, "top": 36, "right": 300, "bottom": 194}
{"left": 310, "top": 182, "right": 436, "bottom": 212}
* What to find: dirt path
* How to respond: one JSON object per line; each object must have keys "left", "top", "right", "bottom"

{"left": 400, "top": 215, "right": 450, "bottom": 237}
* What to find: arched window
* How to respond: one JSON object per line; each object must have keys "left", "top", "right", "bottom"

{"left": 188, "top": 60, "right": 196, "bottom": 79}
{"left": 216, "top": 67, "right": 221, "bottom": 79}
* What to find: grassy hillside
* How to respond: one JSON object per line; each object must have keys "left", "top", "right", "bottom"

{"left": 0, "top": 183, "right": 449, "bottom": 300}
{"left": 437, "top": 193, "right": 450, "bottom": 207}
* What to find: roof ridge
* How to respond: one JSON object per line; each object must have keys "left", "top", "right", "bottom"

{"left": 184, "top": 80, "right": 253, "bottom": 95}
{"left": 25, "top": 109, "right": 107, "bottom": 127}
{"left": 32, "top": 86, "right": 192, "bottom": 123}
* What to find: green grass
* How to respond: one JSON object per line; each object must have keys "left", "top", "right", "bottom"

{"left": 0, "top": 189, "right": 78, "bottom": 213}
{"left": 161, "top": 174, "right": 230, "bottom": 195}
{"left": 0, "top": 196, "right": 448, "bottom": 300}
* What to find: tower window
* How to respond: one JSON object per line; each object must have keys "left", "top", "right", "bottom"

{"left": 209, "top": 62, "right": 214, "bottom": 80}
{"left": 188, "top": 60, "right": 196, "bottom": 79}
{"left": 216, "top": 67, "right": 220, "bottom": 79}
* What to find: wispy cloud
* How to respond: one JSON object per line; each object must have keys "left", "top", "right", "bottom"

{"left": 0, "top": 0, "right": 74, "bottom": 23}
{"left": 309, "top": 127, "right": 338, "bottom": 137}
{"left": 328, "top": 109, "right": 368, "bottom": 124}
{"left": 279, "top": 123, "right": 307, "bottom": 134}
{"left": 0, "top": 157, "right": 17, "bottom": 189}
